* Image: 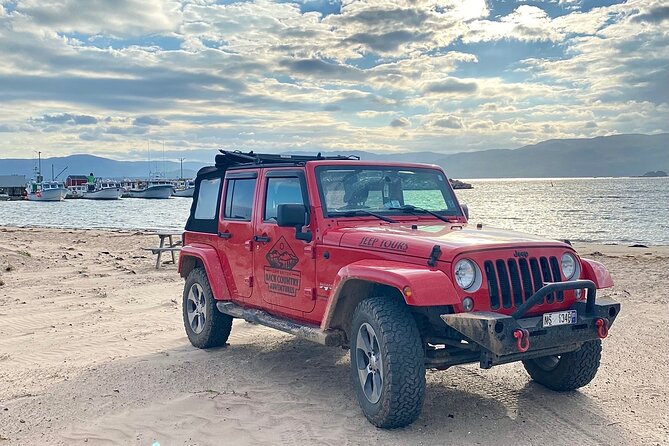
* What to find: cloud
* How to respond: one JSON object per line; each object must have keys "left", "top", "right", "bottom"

{"left": 630, "top": 5, "right": 669, "bottom": 23}
{"left": 423, "top": 78, "right": 478, "bottom": 95}
{"left": 0, "top": 124, "right": 19, "bottom": 132}
{"left": 465, "top": 5, "right": 562, "bottom": 43}
{"left": 431, "top": 115, "right": 463, "bottom": 129}
{"left": 343, "top": 30, "right": 433, "bottom": 53}
{"left": 13, "top": 0, "right": 181, "bottom": 36}
{"left": 133, "top": 116, "right": 167, "bottom": 126}
{"left": 0, "top": 0, "right": 667, "bottom": 158}
{"left": 33, "top": 113, "right": 98, "bottom": 125}
{"left": 390, "top": 117, "right": 411, "bottom": 128}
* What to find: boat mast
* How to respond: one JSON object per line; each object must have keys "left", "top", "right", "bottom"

{"left": 147, "top": 139, "right": 151, "bottom": 179}
{"left": 179, "top": 158, "right": 185, "bottom": 180}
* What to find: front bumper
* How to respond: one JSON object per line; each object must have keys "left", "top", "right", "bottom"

{"left": 440, "top": 280, "right": 620, "bottom": 369}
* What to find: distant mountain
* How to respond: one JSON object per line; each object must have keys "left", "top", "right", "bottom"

{"left": 434, "top": 133, "right": 669, "bottom": 178}
{"left": 293, "top": 133, "right": 669, "bottom": 178}
{"left": 0, "top": 133, "right": 666, "bottom": 179}
{"left": 0, "top": 154, "right": 205, "bottom": 180}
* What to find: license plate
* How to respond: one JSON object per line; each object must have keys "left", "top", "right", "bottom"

{"left": 542, "top": 310, "right": 577, "bottom": 328}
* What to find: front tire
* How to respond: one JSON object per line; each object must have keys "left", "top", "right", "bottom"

{"left": 522, "top": 340, "right": 602, "bottom": 391}
{"left": 350, "top": 296, "right": 425, "bottom": 428}
{"left": 183, "top": 268, "right": 232, "bottom": 349}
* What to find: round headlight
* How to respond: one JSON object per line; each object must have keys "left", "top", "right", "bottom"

{"left": 454, "top": 259, "right": 477, "bottom": 290}
{"left": 561, "top": 253, "right": 578, "bottom": 280}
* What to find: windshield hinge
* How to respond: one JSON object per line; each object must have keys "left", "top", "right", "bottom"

{"left": 427, "top": 244, "right": 442, "bottom": 267}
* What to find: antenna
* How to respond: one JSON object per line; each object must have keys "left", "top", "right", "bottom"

{"left": 37, "top": 151, "right": 43, "bottom": 183}
{"left": 54, "top": 166, "right": 68, "bottom": 180}
{"left": 162, "top": 141, "right": 165, "bottom": 178}
{"left": 147, "top": 139, "right": 151, "bottom": 179}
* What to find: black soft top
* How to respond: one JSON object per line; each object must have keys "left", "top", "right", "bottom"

{"left": 186, "top": 151, "right": 358, "bottom": 232}
{"left": 214, "top": 150, "right": 358, "bottom": 169}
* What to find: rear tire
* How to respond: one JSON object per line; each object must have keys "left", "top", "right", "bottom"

{"left": 522, "top": 340, "right": 602, "bottom": 391}
{"left": 350, "top": 296, "right": 425, "bottom": 428}
{"left": 183, "top": 268, "right": 232, "bottom": 349}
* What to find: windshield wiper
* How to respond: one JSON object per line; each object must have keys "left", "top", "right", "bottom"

{"left": 329, "top": 210, "right": 397, "bottom": 223}
{"left": 387, "top": 205, "right": 455, "bottom": 223}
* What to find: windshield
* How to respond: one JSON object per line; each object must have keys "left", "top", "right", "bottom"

{"left": 316, "top": 166, "right": 462, "bottom": 218}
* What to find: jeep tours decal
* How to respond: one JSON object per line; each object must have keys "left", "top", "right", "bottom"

{"left": 359, "top": 236, "right": 409, "bottom": 252}
{"left": 264, "top": 236, "right": 301, "bottom": 296}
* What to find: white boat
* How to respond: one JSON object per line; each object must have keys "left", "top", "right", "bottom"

{"left": 173, "top": 180, "right": 195, "bottom": 197}
{"left": 66, "top": 184, "right": 87, "bottom": 199}
{"left": 83, "top": 180, "right": 123, "bottom": 200}
{"left": 127, "top": 179, "right": 173, "bottom": 199}
{"left": 26, "top": 181, "right": 67, "bottom": 201}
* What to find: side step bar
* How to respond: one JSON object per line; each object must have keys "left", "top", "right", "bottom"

{"left": 216, "top": 301, "right": 345, "bottom": 347}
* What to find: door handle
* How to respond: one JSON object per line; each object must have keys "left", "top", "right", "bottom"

{"left": 253, "top": 235, "right": 271, "bottom": 243}
{"left": 218, "top": 231, "right": 232, "bottom": 239}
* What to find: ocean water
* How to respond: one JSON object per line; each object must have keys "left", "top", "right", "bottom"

{"left": 0, "top": 177, "right": 667, "bottom": 245}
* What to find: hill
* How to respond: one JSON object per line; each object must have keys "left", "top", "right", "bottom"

{"left": 0, "top": 154, "right": 204, "bottom": 180}
{"left": 0, "top": 133, "right": 666, "bottom": 179}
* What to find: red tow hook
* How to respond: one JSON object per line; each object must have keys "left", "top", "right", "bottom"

{"left": 513, "top": 329, "right": 530, "bottom": 353}
{"left": 596, "top": 318, "right": 609, "bottom": 339}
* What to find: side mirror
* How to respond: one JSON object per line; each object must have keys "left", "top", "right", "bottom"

{"left": 277, "top": 204, "right": 312, "bottom": 242}
{"left": 461, "top": 203, "right": 469, "bottom": 220}
{"left": 277, "top": 203, "right": 307, "bottom": 227}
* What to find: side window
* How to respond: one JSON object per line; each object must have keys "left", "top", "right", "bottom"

{"left": 264, "top": 177, "right": 305, "bottom": 221}
{"left": 224, "top": 178, "right": 256, "bottom": 221}
{"left": 194, "top": 178, "right": 222, "bottom": 220}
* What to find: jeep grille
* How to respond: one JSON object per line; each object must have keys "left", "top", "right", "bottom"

{"left": 483, "top": 256, "right": 563, "bottom": 310}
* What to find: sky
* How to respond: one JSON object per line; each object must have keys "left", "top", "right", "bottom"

{"left": 0, "top": 0, "right": 667, "bottom": 162}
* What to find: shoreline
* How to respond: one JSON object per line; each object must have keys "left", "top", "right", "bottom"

{"left": 0, "top": 227, "right": 667, "bottom": 444}
{"left": 1, "top": 224, "right": 667, "bottom": 248}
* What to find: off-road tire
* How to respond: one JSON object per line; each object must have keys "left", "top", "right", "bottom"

{"left": 183, "top": 267, "right": 233, "bottom": 349}
{"left": 523, "top": 340, "right": 602, "bottom": 391}
{"left": 350, "top": 296, "right": 426, "bottom": 428}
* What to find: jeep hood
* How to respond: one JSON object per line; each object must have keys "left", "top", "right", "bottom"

{"left": 330, "top": 224, "right": 571, "bottom": 262}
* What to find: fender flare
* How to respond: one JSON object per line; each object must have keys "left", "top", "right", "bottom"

{"left": 179, "top": 244, "right": 231, "bottom": 300}
{"left": 321, "top": 260, "right": 460, "bottom": 330}
{"left": 580, "top": 258, "right": 613, "bottom": 288}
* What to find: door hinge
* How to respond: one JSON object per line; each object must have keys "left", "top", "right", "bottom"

{"left": 304, "top": 287, "right": 317, "bottom": 300}
{"left": 245, "top": 276, "right": 254, "bottom": 287}
{"left": 304, "top": 245, "right": 316, "bottom": 259}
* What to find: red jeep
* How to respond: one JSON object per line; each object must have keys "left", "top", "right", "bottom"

{"left": 179, "top": 151, "right": 619, "bottom": 428}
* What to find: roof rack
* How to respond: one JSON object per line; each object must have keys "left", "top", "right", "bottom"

{"left": 215, "top": 150, "right": 359, "bottom": 169}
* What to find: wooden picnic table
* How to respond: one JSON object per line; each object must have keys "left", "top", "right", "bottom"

{"left": 145, "top": 231, "right": 183, "bottom": 269}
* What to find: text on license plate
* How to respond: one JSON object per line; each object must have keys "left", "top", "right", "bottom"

{"left": 542, "top": 310, "right": 577, "bottom": 328}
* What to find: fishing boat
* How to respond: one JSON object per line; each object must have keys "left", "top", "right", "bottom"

{"left": 173, "top": 180, "right": 195, "bottom": 197}
{"left": 26, "top": 181, "right": 67, "bottom": 201}
{"left": 66, "top": 184, "right": 87, "bottom": 198}
{"left": 83, "top": 180, "right": 123, "bottom": 200}
{"left": 126, "top": 179, "right": 173, "bottom": 199}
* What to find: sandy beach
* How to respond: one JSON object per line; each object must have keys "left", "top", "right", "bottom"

{"left": 0, "top": 226, "right": 667, "bottom": 445}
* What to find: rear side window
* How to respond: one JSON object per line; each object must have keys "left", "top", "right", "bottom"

{"left": 194, "top": 178, "right": 222, "bottom": 220}
{"left": 224, "top": 178, "right": 256, "bottom": 221}
{"left": 264, "top": 177, "right": 304, "bottom": 221}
